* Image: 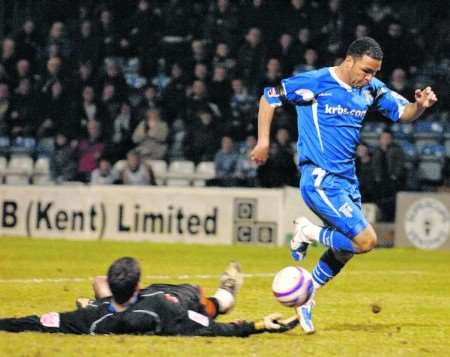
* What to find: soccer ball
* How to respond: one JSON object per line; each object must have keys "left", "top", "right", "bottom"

{"left": 272, "top": 266, "right": 314, "bottom": 307}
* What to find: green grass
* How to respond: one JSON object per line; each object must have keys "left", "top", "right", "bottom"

{"left": 0, "top": 237, "right": 449, "bottom": 356}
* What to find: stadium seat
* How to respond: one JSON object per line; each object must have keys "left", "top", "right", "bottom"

{"left": 418, "top": 144, "right": 446, "bottom": 183}
{"left": 0, "top": 156, "right": 7, "bottom": 183}
{"left": 0, "top": 136, "right": 10, "bottom": 155}
{"left": 399, "top": 142, "right": 418, "bottom": 161}
{"left": 145, "top": 160, "right": 168, "bottom": 185}
{"left": 166, "top": 160, "right": 195, "bottom": 186}
{"left": 360, "top": 121, "right": 386, "bottom": 147}
{"left": 10, "top": 137, "right": 36, "bottom": 155}
{"left": 32, "top": 156, "right": 52, "bottom": 185}
{"left": 391, "top": 122, "right": 414, "bottom": 143}
{"left": 413, "top": 121, "right": 444, "bottom": 152}
{"left": 193, "top": 161, "right": 216, "bottom": 187}
{"left": 4, "top": 154, "right": 33, "bottom": 185}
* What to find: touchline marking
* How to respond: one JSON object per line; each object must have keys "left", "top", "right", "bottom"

{"left": 0, "top": 271, "right": 440, "bottom": 284}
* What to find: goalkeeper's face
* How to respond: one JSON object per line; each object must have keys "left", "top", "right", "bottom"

{"left": 348, "top": 55, "right": 382, "bottom": 88}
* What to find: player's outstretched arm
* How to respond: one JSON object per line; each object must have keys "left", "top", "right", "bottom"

{"left": 400, "top": 86, "right": 438, "bottom": 123}
{"left": 250, "top": 96, "right": 276, "bottom": 165}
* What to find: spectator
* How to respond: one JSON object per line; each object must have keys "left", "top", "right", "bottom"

{"left": 257, "top": 58, "right": 283, "bottom": 97}
{"left": 132, "top": 109, "right": 169, "bottom": 160}
{"left": 38, "top": 81, "right": 69, "bottom": 139}
{"left": 96, "top": 58, "right": 128, "bottom": 101}
{"left": 90, "top": 157, "right": 119, "bottom": 185}
{"left": 1, "top": 38, "right": 17, "bottom": 77}
{"left": 238, "top": 28, "right": 267, "bottom": 93}
{"left": 46, "top": 22, "right": 71, "bottom": 60}
{"left": 389, "top": 68, "right": 413, "bottom": 101}
{"left": 11, "top": 78, "right": 37, "bottom": 137}
{"left": 235, "top": 135, "right": 258, "bottom": 187}
{"left": 0, "top": 83, "right": 13, "bottom": 136}
{"left": 161, "top": 63, "right": 188, "bottom": 121}
{"left": 38, "top": 56, "right": 64, "bottom": 95}
{"left": 74, "top": 120, "right": 105, "bottom": 182}
{"left": 213, "top": 135, "right": 239, "bottom": 186}
{"left": 229, "top": 78, "right": 256, "bottom": 138}
{"left": 211, "top": 42, "right": 236, "bottom": 73}
{"left": 209, "top": 66, "right": 232, "bottom": 117}
{"left": 258, "top": 128, "right": 298, "bottom": 187}
{"left": 372, "top": 129, "right": 406, "bottom": 221}
{"left": 14, "top": 19, "right": 42, "bottom": 65}
{"left": 203, "top": 0, "right": 239, "bottom": 45}
{"left": 49, "top": 132, "right": 78, "bottom": 183}
{"left": 13, "top": 59, "right": 33, "bottom": 88}
{"left": 167, "top": 118, "right": 188, "bottom": 161}
{"left": 355, "top": 143, "right": 376, "bottom": 202}
{"left": 270, "top": 33, "right": 297, "bottom": 76}
{"left": 185, "top": 80, "right": 221, "bottom": 122}
{"left": 72, "top": 85, "right": 107, "bottom": 134}
{"left": 109, "top": 101, "right": 136, "bottom": 162}
{"left": 121, "top": 150, "right": 156, "bottom": 185}
{"left": 71, "top": 62, "right": 95, "bottom": 97}
{"left": 293, "top": 48, "right": 319, "bottom": 74}
{"left": 72, "top": 20, "right": 101, "bottom": 68}
{"left": 187, "top": 108, "right": 220, "bottom": 164}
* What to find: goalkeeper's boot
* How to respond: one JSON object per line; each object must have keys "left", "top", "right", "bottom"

{"left": 290, "top": 217, "right": 314, "bottom": 261}
{"left": 219, "top": 261, "right": 244, "bottom": 298}
{"left": 296, "top": 299, "right": 315, "bottom": 334}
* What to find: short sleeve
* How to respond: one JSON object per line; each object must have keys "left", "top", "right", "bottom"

{"left": 372, "top": 80, "right": 410, "bottom": 122}
{"left": 263, "top": 71, "right": 319, "bottom": 107}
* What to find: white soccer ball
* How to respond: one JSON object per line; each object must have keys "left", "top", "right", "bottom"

{"left": 272, "top": 266, "right": 314, "bottom": 307}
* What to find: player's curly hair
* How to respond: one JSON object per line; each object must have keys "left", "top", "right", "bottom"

{"left": 347, "top": 37, "right": 383, "bottom": 60}
{"left": 107, "top": 257, "right": 141, "bottom": 304}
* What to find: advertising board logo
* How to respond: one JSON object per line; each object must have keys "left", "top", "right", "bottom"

{"left": 404, "top": 198, "right": 450, "bottom": 249}
{"left": 233, "top": 198, "right": 277, "bottom": 244}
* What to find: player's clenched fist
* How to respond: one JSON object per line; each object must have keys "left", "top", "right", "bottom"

{"left": 414, "top": 86, "right": 438, "bottom": 108}
{"left": 250, "top": 142, "right": 269, "bottom": 165}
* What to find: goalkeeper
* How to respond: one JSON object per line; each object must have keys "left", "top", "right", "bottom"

{"left": 0, "top": 257, "right": 297, "bottom": 336}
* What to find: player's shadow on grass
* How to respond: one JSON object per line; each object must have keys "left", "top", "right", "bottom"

{"left": 325, "top": 323, "right": 434, "bottom": 333}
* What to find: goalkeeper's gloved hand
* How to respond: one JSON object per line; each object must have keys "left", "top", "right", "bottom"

{"left": 254, "top": 313, "right": 299, "bottom": 333}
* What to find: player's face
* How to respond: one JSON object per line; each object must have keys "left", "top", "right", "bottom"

{"left": 349, "top": 55, "right": 382, "bottom": 87}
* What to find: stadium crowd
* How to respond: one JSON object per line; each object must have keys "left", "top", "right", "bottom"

{"left": 0, "top": 0, "right": 449, "bottom": 220}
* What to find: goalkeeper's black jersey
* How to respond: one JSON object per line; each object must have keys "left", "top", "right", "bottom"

{"left": 0, "top": 284, "right": 256, "bottom": 337}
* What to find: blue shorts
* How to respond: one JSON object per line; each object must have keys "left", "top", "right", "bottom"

{"left": 300, "top": 164, "right": 368, "bottom": 239}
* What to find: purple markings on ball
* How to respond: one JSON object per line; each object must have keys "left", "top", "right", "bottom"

{"left": 273, "top": 272, "right": 304, "bottom": 298}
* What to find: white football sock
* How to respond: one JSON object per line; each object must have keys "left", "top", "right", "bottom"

{"left": 213, "top": 288, "right": 235, "bottom": 313}
{"left": 312, "top": 280, "right": 322, "bottom": 290}
{"left": 303, "top": 222, "right": 323, "bottom": 242}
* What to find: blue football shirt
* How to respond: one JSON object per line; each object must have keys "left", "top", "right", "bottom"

{"left": 264, "top": 67, "right": 409, "bottom": 181}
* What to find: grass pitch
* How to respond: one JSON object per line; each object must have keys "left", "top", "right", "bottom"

{"left": 0, "top": 237, "right": 449, "bottom": 356}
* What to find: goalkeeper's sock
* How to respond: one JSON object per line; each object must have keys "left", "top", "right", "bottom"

{"left": 311, "top": 248, "right": 353, "bottom": 287}
{"left": 212, "top": 288, "right": 235, "bottom": 314}
{"left": 318, "top": 227, "right": 356, "bottom": 253}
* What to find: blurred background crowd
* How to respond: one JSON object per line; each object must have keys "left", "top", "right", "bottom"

{"left": 0, "top": 0, "right": 449, "bottom": 221}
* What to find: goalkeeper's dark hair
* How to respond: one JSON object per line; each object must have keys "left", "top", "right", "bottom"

{"left": 347, "top": 37, "right": 383, "bottom": 60}
{"left": 107, "top": 257, "right": 141, "bottom": 304}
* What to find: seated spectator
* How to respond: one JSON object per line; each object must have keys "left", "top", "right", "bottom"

{"left": 187, "top": 108, "right": 220, "bottom": 164}
{"left": 109, "top": 101, "right": 136, "bottom": 162}
{"left": 229, "top": 78, "right": 256, "bottom": 139}
{"left": 11, "top": 78, "right": 37, "bottom": 137}
{"left": 72, "top": 85, "right": 107, "bottom": 134}
{"left": 121, "top": 150, "right": 156, "bottom": 185}
{"left": 355, "top": 142, "right": 376, "bottom": 202}
{"left": 235, "top": 135, "right": 258, "bottom": 187}
{"left": 293, "top": 48, "right": 319, "bottom": 75}
{"left": 74, "top": 120, "right": 105, "bottom": 182}
{"left": 211, "top": 42, "right": 236, "bottom": 73}
{"left": 167, "top": 118, "right": 188, "bottom": 161}
{"left": 258, "top": 128, "right": 298, "bottom": 187}
{"left": 0, "top": 82, "right": 13, "bottom": 136}
{"left": 372, "top": 129, "right": 406, "bottom": 222}
{"left": 37, "top": 80, "right": 67, "bottom": 139}
{"left": 90, "top": 157, "right": 119, "bottom": 185}
{"left": 49, "top": 131, "right": 77, "bottom": 183}
{"left": 212, "top": 135, "right": 239, "bottom": 186}
{"left": 132, "top": 108, "right": 169, "bottom": 160}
